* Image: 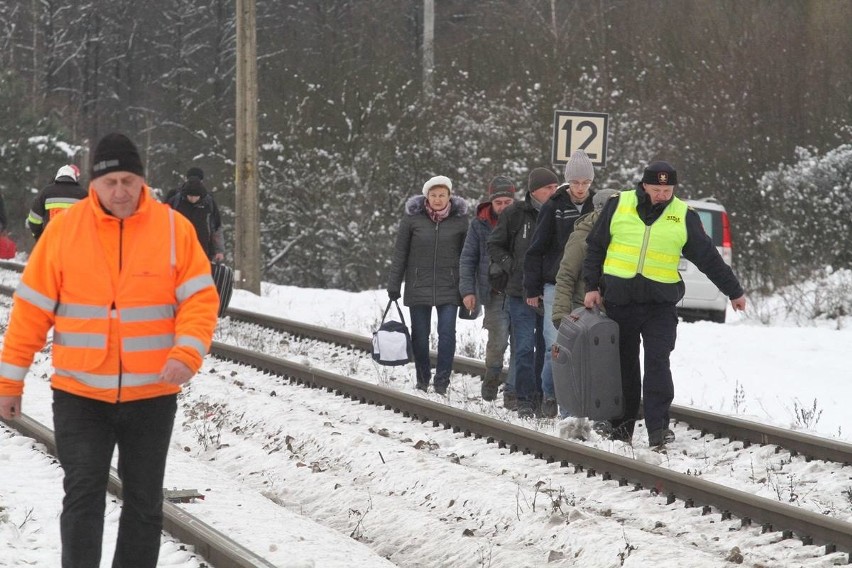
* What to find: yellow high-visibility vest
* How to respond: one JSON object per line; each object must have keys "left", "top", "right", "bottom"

{"left": 603, "top": 190, "right": 687, "bottom": 283}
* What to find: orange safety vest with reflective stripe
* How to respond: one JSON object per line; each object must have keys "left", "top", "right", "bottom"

{"left": 603, "top": 190, "right": 688, "bottom": 284}
{"left": 0, "top": 185, "right": 219, "bottom": 403}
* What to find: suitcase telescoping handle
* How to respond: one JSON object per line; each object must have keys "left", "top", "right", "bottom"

{"left": 382, "top": 299, "right": 408, "bottom": 326}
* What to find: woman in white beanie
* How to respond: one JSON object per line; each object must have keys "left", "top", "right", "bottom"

{"left": 386, "top": 175, "right": 469, "bottom": 394}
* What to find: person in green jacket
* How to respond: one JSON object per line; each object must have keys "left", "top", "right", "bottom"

{"left": 551, "top": 188, "right": 620, "bottom": 329}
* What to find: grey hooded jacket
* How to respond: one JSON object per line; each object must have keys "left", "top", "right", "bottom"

{"left": 387, "top": 195, "right": 469, "bottom": 306}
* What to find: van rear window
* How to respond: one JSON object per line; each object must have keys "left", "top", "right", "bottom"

{"left": 693, "top": 209, "right": 722, "bottom": 246}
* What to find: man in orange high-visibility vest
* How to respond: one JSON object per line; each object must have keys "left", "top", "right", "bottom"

{"left": 0, "top": 132, "right": 219, "bottom": 568}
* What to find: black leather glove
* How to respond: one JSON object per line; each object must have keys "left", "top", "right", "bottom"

{"left": 387, "top": 290, "right": 401, "bottom": 301}
{"left": 488, "top": 261, "right": 509, "bottom": 292}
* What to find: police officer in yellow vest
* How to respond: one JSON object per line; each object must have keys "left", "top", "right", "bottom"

{"left": 582, "top": 161, "right": 746, "bottom": 447}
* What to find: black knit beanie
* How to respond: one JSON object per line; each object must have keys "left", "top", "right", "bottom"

{"left": 186, "top": 167, "right": 204, "bottom": 180}
{"left": 527, "top": 168, "right": 558, "bottom": 193}
{"left": 90, "top": 133, "right": 145, "bottom": 180}
{"left": 182, "top": 177, "right": 207, "bottom": 197}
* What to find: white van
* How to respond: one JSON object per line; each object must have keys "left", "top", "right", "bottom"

{"left": 677, "top": 198, "right": 733, "bottom": 323}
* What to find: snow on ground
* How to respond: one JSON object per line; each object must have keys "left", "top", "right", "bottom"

{"left": 1, "top": 277, "right": 851, "bottom": 567}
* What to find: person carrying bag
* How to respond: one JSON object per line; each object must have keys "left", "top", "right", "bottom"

{"left": 372, "top": 299, "right": 413, "bottom": 366}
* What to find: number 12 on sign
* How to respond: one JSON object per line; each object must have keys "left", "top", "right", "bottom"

{"left": 551, "top": 110, "right": 609, "bottom": 168}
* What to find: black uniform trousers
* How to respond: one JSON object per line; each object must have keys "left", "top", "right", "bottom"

{"left": 604, "top": 302, "right": 678, "bottom": 438}
{"left": 53, "top": 389, "right": 177, "bottom": 568}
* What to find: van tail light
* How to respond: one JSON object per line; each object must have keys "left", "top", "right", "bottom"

{"left": 721, "top": 211, "right": 733, "bottom": 265}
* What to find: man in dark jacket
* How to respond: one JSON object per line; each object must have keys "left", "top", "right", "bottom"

{"left": 168, "top": 169, "right": 225, "bottom": 261}
{"left": 163, "top": 166, "right": 205, "bottom": 204}
{"left": 583, "top": 161, "right": 746, "bottom": 447}
{"left": 487, "top": 167, "right": 558, "bottom": 417}
{"left": 27, "top": 164, "right": 88, "bottom": 241}
{"left": 459, "top": 175, "right": 517, "bottom": 402}
{"left": 524, "top": 150, "right": 596, "bottom": 417}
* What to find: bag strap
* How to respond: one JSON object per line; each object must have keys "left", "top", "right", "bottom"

{"left": 381, "top": 299, "right": 408, "bottom": 326}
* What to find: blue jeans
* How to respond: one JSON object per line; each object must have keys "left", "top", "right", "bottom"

{"left": 482, "top": 292, "right": 515, "bottom": 392}
{"left": 409, "top": 304, "right": 458, "bottom": 389}
{"left": 52, "top": 389, "right": 177, "bottom": 568}
{"left": 507, "top": 295, "right": 544, "bottom": 404}
{"left": 541, "top": 283, "right": 558, "bottom": 399}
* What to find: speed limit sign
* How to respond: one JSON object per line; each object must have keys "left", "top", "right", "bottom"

{"left": 551, "top": 110, "right": 609, "bottom": 167}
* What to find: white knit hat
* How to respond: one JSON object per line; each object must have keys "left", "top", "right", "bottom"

{"left": 422, "top": 175, "right": 452, "bottom": 196}
{"left": 564, "top": 150, "right": 595, "bottom": 182}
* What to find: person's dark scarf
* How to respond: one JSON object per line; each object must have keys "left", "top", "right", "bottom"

{"left": 636, "top": 184, "right": 673, "bottom": 224}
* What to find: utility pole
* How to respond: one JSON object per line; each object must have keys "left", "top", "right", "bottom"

{"left": 31, "top": 0, "right": 40, "bottom": 114}
{"left": 235, "top": 0, "right": 260, "bottom": 294}
{"left": 423, "top": 0, "right": 434, "bottom": 98}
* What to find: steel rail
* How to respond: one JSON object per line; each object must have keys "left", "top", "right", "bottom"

{"left": 210, "top": 341, "right": 852, "bottom": 561}
{"left": 0, "top": 260, "right": 24, "bottom": 272}
{"left": 672, "top": 405, "right": 852, "bottom": 465}
{"left": 223, "top": 306, "right": 852, "bottom": 466}
{"left": 1, "top": 414, "right": 277, "bottom": 568}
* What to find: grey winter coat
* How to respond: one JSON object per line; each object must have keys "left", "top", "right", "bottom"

{"left": 552, "top": 211, "right": 599, "bottom": 328}
{"left": 388, "top": 195, "right": 470, "bottom": 306}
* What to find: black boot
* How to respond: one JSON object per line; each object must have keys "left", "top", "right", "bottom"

{"left": 481, "top": 371, "right": 500, "bottom": 401}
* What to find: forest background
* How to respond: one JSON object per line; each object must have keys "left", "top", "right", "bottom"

{"left": 1, "top": 0, "right": 851, "bottom": 295}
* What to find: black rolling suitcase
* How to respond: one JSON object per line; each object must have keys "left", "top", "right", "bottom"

{"left": 211, "top": 262, "right": 234, "bottom": 317}
{"left": 552, "top": 306, "right": 623, "bottom": 420}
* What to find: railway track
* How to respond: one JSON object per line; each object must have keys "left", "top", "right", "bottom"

{"left": 1, "top": 260, "right": 851, "bottom": 563}
{"left": 223, "top": 305, "right": 852, "bottom": 467}
{"left": 203, "top": 340, "right": 852, "bottom": 562}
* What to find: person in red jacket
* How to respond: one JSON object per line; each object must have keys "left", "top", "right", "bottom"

{"left": 0, "top": 132, "right": 219, "bottom": 568}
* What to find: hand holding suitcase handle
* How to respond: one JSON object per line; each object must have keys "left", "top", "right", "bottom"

{"left": 569, "top": 304, "right": 602, "bottom": 323}
{"left": 583, "top": 290, "right": 602, "bottom": 310}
